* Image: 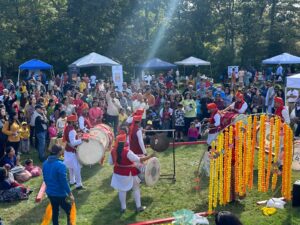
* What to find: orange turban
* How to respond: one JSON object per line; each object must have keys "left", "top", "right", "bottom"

{"left": 67, "top": 114, "right": 78, "bottom": 122}
{"left": 116, "top": 133, "right": 126, "bottom": 143}
{"left": 133, "top": 115, "right": 143, "bottom": 122}
{"left": 235, "top": 91, "right": 244, "bottom": 100}
{"left": 81, "top": 103, "right": 89, "bottom": 111}
{"left": 274, "top": 97, "right": 284, "bottom": 106}
{"left": 207, "top": 103, "right": 217, "bottom": 110}
{"left": 134, "top": 109, "right": 144, "bottom": 116}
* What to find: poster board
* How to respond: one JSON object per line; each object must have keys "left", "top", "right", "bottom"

{"left": 227, "top": 66, "right": 239, "bottom": 78}
{"left": 112, "top": 65, "right": 123, "bottom": 91}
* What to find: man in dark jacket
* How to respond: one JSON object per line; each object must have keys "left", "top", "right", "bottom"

{"left": 35, "top": 104, "right": 48, "bottom": 161}
{"left": 43, "top": 145, "right": 74, "bottom": 225}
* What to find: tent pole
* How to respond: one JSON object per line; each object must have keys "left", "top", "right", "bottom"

{"left": 17, "top": 69, "right": 20, "bottom": 87}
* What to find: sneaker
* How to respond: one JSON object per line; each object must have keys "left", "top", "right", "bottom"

{"left": 75, "top": 186, "right": 86, "bottom": 190}
{"left": 120, "top": 209, "right": 126, "bottom": 214}
{"left": 136, "top": 206, "right": 146, "bottom": 213}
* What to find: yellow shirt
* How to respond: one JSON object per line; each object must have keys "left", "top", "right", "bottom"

{"left": 19, "top": 126, "right": 30, "bottom": 139}
{"left": 119, "top": 113, "right": 128, "bottom": 124}
{"left": 20, "top": 85, "right": 27, "bottom": 94}
{"left": 79, "top": 82, "right": 87, "bottom": 92}
{"left": 2, "top": 121, "right": 21, "bottom": 142}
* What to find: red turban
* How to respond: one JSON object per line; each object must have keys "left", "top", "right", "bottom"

{"left": 133, "top": 115, "right": 143, "bottom": 122}
{"left": 67, "top": 114, "right": 78, "bottom": 122}
{"left": 274, "top": 97, "right": 284, "bottom": 106}
{"left": 235, "top": 91, "right": 244, "bottom": 100}
{"left": 207, "top": 103, "right": 217, "bottom": 110}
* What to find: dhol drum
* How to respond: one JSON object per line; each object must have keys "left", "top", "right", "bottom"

{"left": 256, "top": 122, "right": 283, "bottom": 150}
{"left": 137, "top": 157, "right": 160, "bottom": 186}
{"left": 90, "top": 124, "right": 114, "bottom": 150}
{"left": 220, "top": 111, "right": 248, "bottom": 130}
{"left": 292, "top": 140, "right": 300, "bottom": 171}
{"left": 77, "top": 139, "right": 105, "bottom": 166}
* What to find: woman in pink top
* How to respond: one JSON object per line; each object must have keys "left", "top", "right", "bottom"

{"left": 48, "top": 120, "right": 58, "bottom": 138}
{"left": 89, "top": 100, "right": 103, "bottom": 126}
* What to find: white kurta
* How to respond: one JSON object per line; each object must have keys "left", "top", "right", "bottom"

{"left": 109, "top": 150, "right": 141, "bottom": 192}
{"left": 64, "top": 129, "right": 83, "bottom": 186}
{"left": 207, "top": 113, "right": 221, "bottom": 145}
{"left": 230, "top": 101, "right": 248, "bottom": 114}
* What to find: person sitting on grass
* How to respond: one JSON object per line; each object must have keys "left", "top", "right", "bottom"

{"left": 1, "top": 146, "right": 19, "bottom": 168}
{"left": 24, "top": 159, "right": 42, "bottom": 177}
{"left": 0, "top": 166, "right": 31, "bottom": 202}
{"left": 215, "top": 211, "right": 243, "bottom": 225}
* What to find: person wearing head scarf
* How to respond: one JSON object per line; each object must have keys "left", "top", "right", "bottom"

{"left": 109, "top": 132, "right": 155, "bottom": 213}
{"left": 204, "top": 103, "right": 221, "bottom": 146}
{"left": 274, "top": 97, "right": 290, "bottom": 124}
{"left": 229, "top": 91, "right": 248, "bottom": 114}
{"left": 63, "top": 114, "right": 85, "bottom": 189}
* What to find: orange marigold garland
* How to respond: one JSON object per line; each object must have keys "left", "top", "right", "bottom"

{"left": 249, "top": 115, "right": 257, "bottom": 189}
{"left": 265, "top": 117, "right": 274, "bottom": 191}
{"left": 41, "top": 203, "right": 52, "bottom": 225}
{"left": 218, "top": 133, "right": 224, "bottom": 205}
{"left": 223, "top": 128, "right": 230, "bottom": 203}
{"left": 258, "top": 114, "right": 266, "bottom": 192}
{"left": 271, "top": 116, "right": 281, "bottom": 191}
{"left": 234, "top": 122, "right": 240, "bottom": 194}
{"left": 238, "top": 121, "right": 243, "bottom": 196}
{"left": 208, "top": 141, "right": 215, "bottom": 213}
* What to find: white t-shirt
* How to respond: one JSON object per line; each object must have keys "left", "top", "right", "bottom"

{"left": 90, "top": 75, "right": 96, "bottom": 84}
{"left": 287, "top": 89, "right": 299, "bottom": 103}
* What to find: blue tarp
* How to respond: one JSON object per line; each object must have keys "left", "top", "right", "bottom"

{"left": 19, "top": 59, "right": 53, "bottom": 70}
{"left": 137, "top": 58, "right": 177, "bottom": 70}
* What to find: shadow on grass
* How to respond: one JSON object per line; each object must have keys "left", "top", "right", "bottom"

{"left": 98, "top": 175, "right": 114, "bottom": 193}
{"left": 91, "top": 193, "right": 154, "bottom": 225}
{"left": 81, "top": 164, "right": 103, "bottom": 180}
{"left": 9, "top": 189, "right": 92, "bottom": 225}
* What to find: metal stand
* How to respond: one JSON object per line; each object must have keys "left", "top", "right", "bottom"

{"left": 145, "top": 129, "right": 176, "bottom": 182}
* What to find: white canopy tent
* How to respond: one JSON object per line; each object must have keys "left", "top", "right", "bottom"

{"left": 285, "top": 73, "right": 300, "bottom": 108}
{"left": 174, "top": 56, "right": 212, "bottom": 78}
{"left": 286, "top": 73, "right": 300, "bottom": 89}
{"left": 262, "top": 53, "right": 300, "bottom": 65}
{"left": 175, "top": 56, "right": 211, "bottom": 66}
{"left": 69, "top": 52, "right": 120, "bottom": 68}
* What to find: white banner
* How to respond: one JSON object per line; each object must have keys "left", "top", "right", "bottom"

{"left": 112, "top": 65, "right": 123, "bottom": 91}
{"left": 227, "top": 66, "right": 239, "bottom": 78}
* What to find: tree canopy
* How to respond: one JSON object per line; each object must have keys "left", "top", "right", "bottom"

{"left": 0, "top": 0, "right": 299, "bottom": 76}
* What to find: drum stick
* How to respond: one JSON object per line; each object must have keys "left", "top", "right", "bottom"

{"left": 36, "top": 181, "right": 46, "bottom": 203}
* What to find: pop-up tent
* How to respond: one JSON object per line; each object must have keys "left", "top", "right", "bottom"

{"left": 69, "top": 52, "right": 120, "bottom": 68}
{"left": 18, "top": 59, "right": 53, "bottom": 85}
{"left": 262, "top": 53, "right": 300, "bottom": 64}
{"left": 285, "top": 73, "right": 300, "bottom": 106}
{"left": 175, "top": 56, "right": 211, "bottom": 66}
{"left": 136, "top": 58, "right": 177, "bottom": 70}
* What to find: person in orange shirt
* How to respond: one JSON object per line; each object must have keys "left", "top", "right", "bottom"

{"left": 143, "top": 87, "right": 155, "bottom": 108}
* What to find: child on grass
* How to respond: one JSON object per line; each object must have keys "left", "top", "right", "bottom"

{"left": 19, "top": 122, "right": 30, "bottom": 154}
{"left": 174, "top": 103, "right": 185, "bottom": 142}
{"left": 24, "top": 159, "right": 41, "bottom": 177}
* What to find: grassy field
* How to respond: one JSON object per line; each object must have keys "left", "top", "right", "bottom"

{"left": 0, "top": 145, "right": 300, "bottom": 225}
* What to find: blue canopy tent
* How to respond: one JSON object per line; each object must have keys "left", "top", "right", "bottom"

{"left": 136, "top": 58, "right": 177, "bottom": 70}
{"left": 18, "top": 59, "right": 54, "bottom": 85}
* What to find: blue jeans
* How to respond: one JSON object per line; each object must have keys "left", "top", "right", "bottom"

{"left": 36, "top": 131, "right": 46, "bottom": 161}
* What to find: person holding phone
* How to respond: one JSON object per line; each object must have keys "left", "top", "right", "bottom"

{"left": 43, "top": 145, "right": 75, "bottom": 225}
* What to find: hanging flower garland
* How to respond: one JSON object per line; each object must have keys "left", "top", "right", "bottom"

{"left": 271, "top": 117, "right": 281, "bottom": 191}
{"left": 223, "top": 128, "right": 229, "bottom": 203}
{"left": 249, "top": 115, "right": 257, "bottom": 190}
{"left": 234, "top": 122, "right": 240, "bottom": 194}
{"left": 265, "top": 117, "right": 274, "bottom": 191}
{"left": 218, "top": 133, "right": 224, "bottom": 205}
{"left": 208, "top": 141, "right": 215, "bottom": 213}
{"left": 258, "top": 115, "right": 266, "bottom": 192}
{"left": 238, "top": 122, "right": 243, "bottom": 196}
{"left": 281, "top": 124, "right": 288, "bottom": 197}
{"left": 227, "top": 126, "right": 233, "bottom": 203}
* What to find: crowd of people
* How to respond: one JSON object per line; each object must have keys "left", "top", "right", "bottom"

{"left": 0, "top": 65, "right": 298, "bottom": 223}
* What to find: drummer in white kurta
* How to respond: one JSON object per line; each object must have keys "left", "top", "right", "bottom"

{"left": 63, "top": 114, "right": 86, "bottom": 189}
{"left": 204, "top": 103, "right": 221, "bottom": 146}
{"left": 109, "top": 132, "right": 154, "bottom": 213}
{"left": 228, "top": 91, "right": 248, "bottom": 114}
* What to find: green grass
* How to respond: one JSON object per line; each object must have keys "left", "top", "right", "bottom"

{"left": 0, "top": 145, "right": 300, "bottom": 225}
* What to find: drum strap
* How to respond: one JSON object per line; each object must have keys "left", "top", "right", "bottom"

{"left": 115, "top": 163, "right": 136, "bottom": 168}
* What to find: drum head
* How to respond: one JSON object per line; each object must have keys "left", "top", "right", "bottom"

{"left": 292, "top": 141, "right": 300, "bottom": 171}
{"left": 150, "top": 134, "right": 170, "bottom": 152}
{"left": 144, "top": 157, "right": 160, "bottom": 186}
{"left": 89, "top": 127, "right": 109, "bottom": 149}
{"left": 77, "top": 140, "right": 104, "bottom": 166}
{"left": 95, "top": 124, "right": 114, "bottom": 147}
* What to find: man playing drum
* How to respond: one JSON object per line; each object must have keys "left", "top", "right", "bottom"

{"left": 63, "top": 114, "right": 86, "bottom": 189}
{"left": 228, "top": 91, "right": 248, "bottom": 114}
{"left": 109, "top": 133, "right": 155, "bottom": 213}
{"left": 129, "top": 113, "right": 147, "bottom": 155}
{"left": 204, "top": 103, "right": 221, "bottom": 146}
{"left": 274, "top": 97, "right": 290, "bottom": 124}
